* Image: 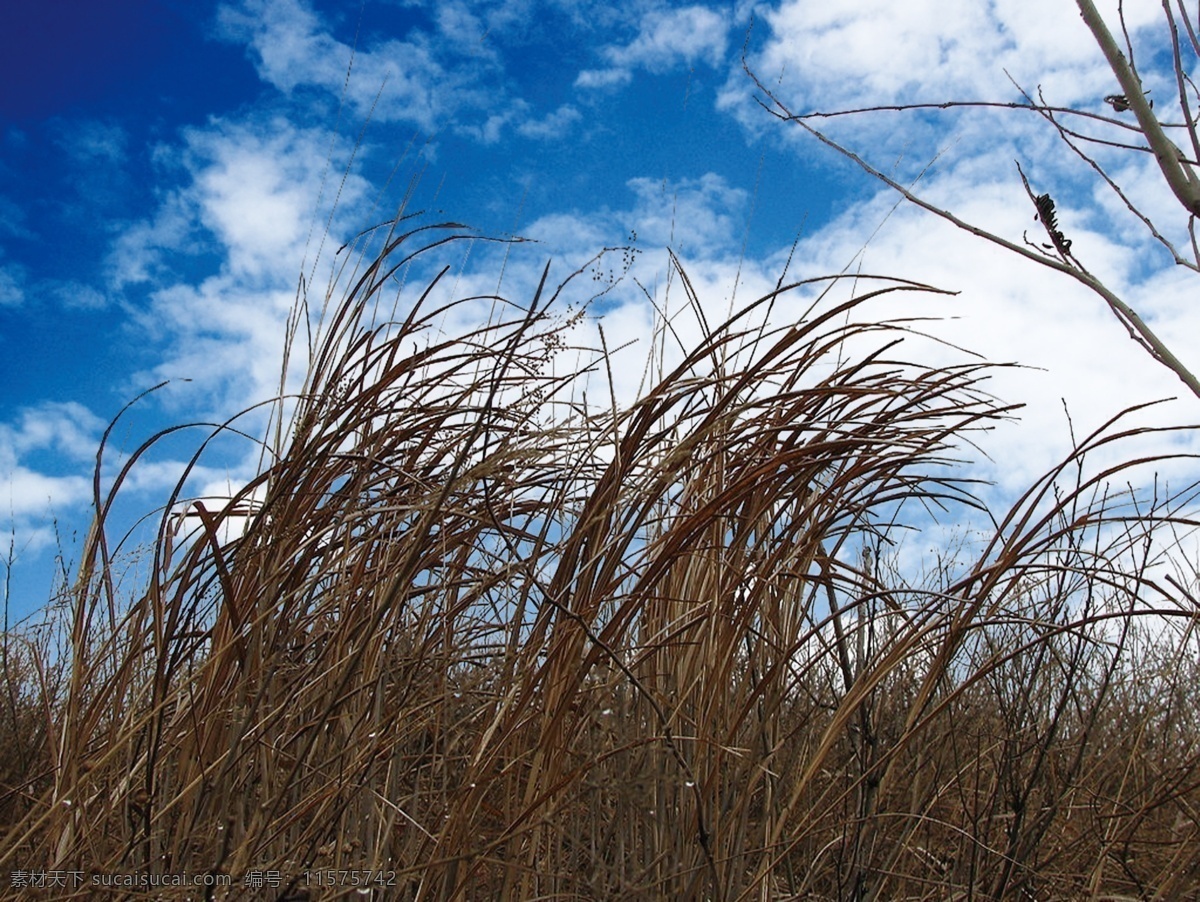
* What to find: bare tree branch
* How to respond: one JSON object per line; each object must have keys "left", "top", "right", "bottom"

{"left": 740, "top": 5, "right": 1200, "bottom": 401}
{"left": 1077, "top": 0, "right": 1200, "bottom": 216}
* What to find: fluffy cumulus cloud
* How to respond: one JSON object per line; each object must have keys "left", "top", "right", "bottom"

{"left": 3, "top": 402, "right": 106, "bottom": 465}
{"left": 577, "top": 4, "right": 729, "bottom": 87}
{"left": 574, "top": 67, "right": 631, "bottom": 89}
{"left": 0, "top": 397, "right": 271, "bottom": 583}
{"left": 707, "top": 0, "right": 1200, "bottom": 479}
{"left": 717, "top": 0, "right": 1173, "bottom": 208}
{"left": 0, "top": 403, "right": 105, "bottom": 561}
{"left": 110, "top": 116, "right": 374, "bottom": 419}
{"left": 219, "top": 0, "right": 626, "bottom": 144}
{"left": 217, "top": 0, "right": 476, "bottom": 130}
{"left": 217, "top": 0, "right": 352, "bottom": 95}
{"left": 107, "top": 191, "right": 205, "bottom": 291}
{"left": 516, "top": 103, "right": 582, "bottom": 140}
{"left": 184, "top": 119, "right": 345, "bottom": 281}
{"left": 793, "top": 181, "right": 1200, "bottom": 495}
{"left": 216, "top": 0, "right": 572, "bottom": 143}
{"left": 112, "top": 115, "right": 365, "bottom": 286}
{"left": 362, "top": 169, "right": 768, "bottom": 419}
{"left": 454, "top": 99, "right": 582, "bottom": 143}
{"left": 609, "top": 5, "right": 728, "bottom": 71}
{"left": 8, "top": 35, "right": 426, "bottom": 583}
{"left": 30, "top": 111, "right": 377, "bottom": 585}
{"left": 625, "top": 173, "right": 747, "bottom": 256}
{"left": 166, "top": 1, "right": 1200, "bottom": 527}
{"left": 736, "top": 0, "right": 1159, "bottom": 113}
{"left": 520, "top": 172, "right": 749, "bottom": 269}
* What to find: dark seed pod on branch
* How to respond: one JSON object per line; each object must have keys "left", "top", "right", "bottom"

{"left": 1034, "top": 192, "right": 1073, "bottom": 255}
{"left": 1104, "top": 92, "right": 1151, "bottom": 112}
{"left": 1034, "top": 193, "right": 1059, "bottom": 231}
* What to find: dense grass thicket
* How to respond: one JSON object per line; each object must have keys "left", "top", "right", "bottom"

{"left": 2, "top": 217, "right": 1200, "bottom": 900}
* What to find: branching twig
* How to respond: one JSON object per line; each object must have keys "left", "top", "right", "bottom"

{"left": 740, "top": 11, "right": 1200, "bottom": 401}
{"left": 1077, "top": 0, "right": 1200, "bottom": 216}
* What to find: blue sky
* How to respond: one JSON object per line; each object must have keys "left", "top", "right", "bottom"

{"left": 3, "top": 0, "right": 1200, "bottom": 622}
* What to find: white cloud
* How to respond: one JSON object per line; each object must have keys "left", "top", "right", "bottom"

{"left": 133, "top": 279, "right": 301, "bottom": 413}
{"left": 1, "top": 467, "right": 91, "bottom": 521}
{"left": 9, "top": 0, "right": 1194, "bottom": 632}
{"left": 218, "top": 0, "right": 346, "bottom": 94}
{"left": 521, "top": 172, "right": 751, "bottom": 271}
{"left": 4, "top": 402, "right": 106, "bottom": 463}
{"left": 110, "top": 116, "right": 368, "bottom": 293}
{"left": 524, "top": 211, "right": 614, "bottom": 252}
{"left": 517, "top": 104, "right": 582, "bottom": 140}
{"left": 504, "top": 145, "right": 1200, "bottom": 517}
{"left": 574, "top": 68, "right": 632, "bottom": 90}
{"left": 185, "top": 118, "right": 351, "bottom": 281}
{"left": 0, "top": 403, "right": 103, "bottom": 544}
{"left": 601, "top": 5, "right": 728, "bottom": 73}
{"left": 789, "top": 180, "right": 1200, "bottom": 496}
{"left": 107, "top": 192, "right": 203, "bottom": 289}
{"left": 49, "top": 280, "right": 108, "bottom": 310}
{"left": 626, "top": 173, "right": 748, "bottom": 257}
{"left": 432, "top": 0, "right": 490, "bottom": 49}
{"left": 218, "top": 0, "right": 587, "bottom": 144}
{"left": 0, "top": 396, "right": 271, "bottom": 588}
{"left": 704, "top": 1, "right": 1200, "bottom": 503}
{"left": 96, "top": 112, "right": 383, "bottom": 455}
{"left": 102, "top": 0, "right": 1200, "bottom": 486}
{"left": 218, "top": 0, "right": 490, "bottom": 133}
{"left": 452, "top": 98, "right": 581, "bottom": 144}
{"left": 576, "top": 5, "right": 729, "bottom": 89}
{"left": 743, "top": 0, "right": 1159, "bottom": 115}
{"left": 0, "top": 265, "right": 24, "bottom": 306}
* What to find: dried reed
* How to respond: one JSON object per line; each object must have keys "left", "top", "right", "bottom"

{"left": 2, "top": 214, "right": 1199, "bottom": 901}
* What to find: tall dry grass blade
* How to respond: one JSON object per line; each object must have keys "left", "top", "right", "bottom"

{"left": 3, "top": 215, "right": 1199, "bottom": 900}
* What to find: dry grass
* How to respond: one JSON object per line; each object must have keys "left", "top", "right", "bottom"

{"left": 2, "top": 214, "right": 1200, "bottom": 901}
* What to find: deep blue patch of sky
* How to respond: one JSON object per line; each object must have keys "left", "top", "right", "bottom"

{"left": 1, "top": 0, "right": 262, "bottom": 416}
{"left": 0, "top": 0, "right": 836, "bottom": 415}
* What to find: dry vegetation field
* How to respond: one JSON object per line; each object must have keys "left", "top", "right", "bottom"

{"left": 2, "top": 217, "right": 1199, "bottom": 900}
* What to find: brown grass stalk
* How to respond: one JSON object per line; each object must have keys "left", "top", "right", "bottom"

{"left": 2, "top": 216, "right": 1199, "bottom": 900}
